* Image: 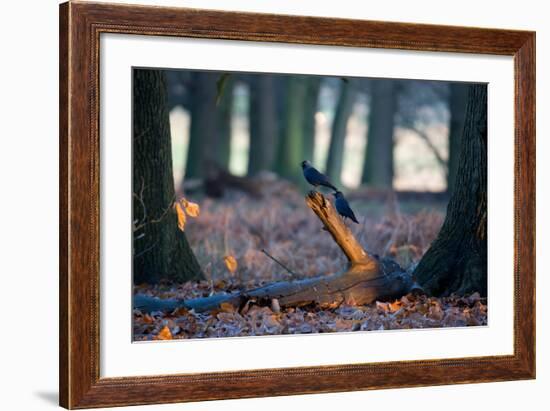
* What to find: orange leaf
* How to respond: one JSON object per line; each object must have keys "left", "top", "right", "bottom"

{"left": 224, "top": 255, "right": 238, "bottom": 273}
{"left": 174, "top": 202, "right": 186, "bottom": 231}
{"left": 155, "top": 325, "right": 173, "bottom": 340}
{"left": 185, "top": 201, "right": 200, "bottom": 218}
{"left": 389, "top": 300, "right": 403, "bottom": 312}
{"left": 220, "top": 302, "right": 236, "bottom": 312}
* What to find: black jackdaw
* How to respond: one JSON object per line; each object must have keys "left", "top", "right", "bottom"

{"left": 333, "top": 191, "right": 359, "bottom": 224}
{"left": 301, "top": 160, "right": 338, "bottom": 191}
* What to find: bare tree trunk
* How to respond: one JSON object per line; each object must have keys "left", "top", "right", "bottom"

{"left": 215, "top": 77, "right": 234, "bottom": 170}
{"left": 326, "top": 80, "right": 356, "bottom": 186}
{"left": 185, "top": 72, "right": 217, "bottom": 179}
{"left": 247, "top": 76, "right": 278, "bottom": 175}
{"left": 362, "top": 79, "right": 397, "bottom": 188}
{"left": 276, "top": 76, "right": 308, "bottom": 184}
{"left": 185, "top": 72, "right": 234, "bottom": 179}
{"left": 447, "top": 83, "right": 469, "bottom": 194}
{"left": 413, "top": 84, "right": 487, "bottom": 296}
{"left": 133, "top": 69, "right": 204, "bottom": 284}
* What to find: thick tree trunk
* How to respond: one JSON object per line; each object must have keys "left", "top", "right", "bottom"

{"left": 362, "top": 79, "right": 397, "bottom": 188}
{"left": 447, "top": 83, "right": 469, "bottom": 194}
{"left": 247, "top": 76, "right": 278, "bottom": 175}
{"left": 275, "top": 76, "right": 308, "bottom": 184}
{"left": 326, "top": 80, "right": 356, "bottom": 186}
{"left": 133, "top": 69, "right": 204, "bottom": 284}
{"left": 215, "top": 78, "right": 234, "bottom": 170}
{"left": 413, "top": 84, "right": 487, "bottom": 296}
{"left": 134, "top": 192, "right": 417, "bottom": 313}
{"left": 185, "top": 72, "right": 217, "bottom": 179}
{"left": 185, "top": 72, "right": 233, "bottom": 178}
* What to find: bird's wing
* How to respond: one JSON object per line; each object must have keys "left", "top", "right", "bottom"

{"left": 310, "top": 168, "right": 326, "bottom": 181}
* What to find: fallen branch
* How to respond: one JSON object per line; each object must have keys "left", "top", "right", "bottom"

{"left": 134, "top": 191, "right": 420, "bottom": 313}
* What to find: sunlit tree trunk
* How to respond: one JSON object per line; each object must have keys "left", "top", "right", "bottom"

{"left": 361, "top": 79, "right": 397, "bottom": 188}
{"left": 447, "top": 83, "right": 469, "bottom": 194}
{"left": 326, "top": 80, "right": 356, "bottom": 187}
{"left": 248, "top": 76, "right": 277, "bottom": 175}
{"left": 133, "top": 69, "right": 203, "bottom": 284}
{"left": 414, "top": 84, "right": 487, "bottom": 296}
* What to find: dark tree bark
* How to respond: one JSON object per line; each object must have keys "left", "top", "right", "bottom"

{"left": 447, "top": 83, "right": 469, "bottom": 194}
{"left": 185, "top": 72, "right": 233, "bottom": 179}
{"left": 247, "top": 75, "right": 278, "bottom": 175}
{"left": 361, "top": 79, "right": 397, "bottom": 188}
{"left": 275, "top": 76, "right": 308, "bottom": 184}
{"left": 133, "top": 69, "right": 204, "bottom": 284}
{"left": 186, "top": 72, "right": 217, "bottom": 179}
{"left": 326, "top": 80, "right": 356, "bottom": 186}
{"left": 413, "top": 84, "right": 487, "bottom": 296}
{"left": 215, "top": 77, "right": 234, "bottom": 170}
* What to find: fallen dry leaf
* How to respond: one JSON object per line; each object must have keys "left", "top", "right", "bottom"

{"left": 224, "top": 255, "right": 238, "bottom": 273}
{"left": 220, "top": 302, "right": 236, "bottom": 312}
{"left": 185, "top": 201, "right": 200, "bottom": 218}
{"left": 155, "top": 325, "right": 173, "bottom": 340}
{"left": 389, "top": 300, "right": 402, "bottom": 312}
{"left": 174, "top": 202, "right": 186, "bottom": 231}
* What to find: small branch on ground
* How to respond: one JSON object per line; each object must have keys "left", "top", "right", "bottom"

{"left": 261, "top": 249, "right": 300, "bottom": 278}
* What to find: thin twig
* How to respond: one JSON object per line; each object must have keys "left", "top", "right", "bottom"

{"left": 150, "top": 194, "right": 177, "bottom": 224}
{"left": 261, "top": 249, "right": 301, "bottom": 278}
{"left": 134, "top": 240, "right": 158, "bottom": 259}
{"left": 404, "top": 127, "right": 448, "bottom": 173}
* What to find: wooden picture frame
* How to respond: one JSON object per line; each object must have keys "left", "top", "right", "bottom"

{"left": 59, "top": 1, "right": 535, "bottom": 408}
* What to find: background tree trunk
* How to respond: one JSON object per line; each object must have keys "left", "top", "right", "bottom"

{"left": 185, "top": 72, "right": 217, "bottom": 179}
{"left": 447, "top": 83, "right": 469, "bottom": 194}
{"left": 185, "top": 72, "right": 234, "bottom": 178}
{"left": 247, "top": 76, "right": 278, "bottom": 175}
{"left": 302, "top": 77, "right": 322, "bottom": 164}
{"left": 326, "top": 80, "right": 356, "bottom": 187}
{"left": 361, "top": 79, "right": 397, "bottom": 188}
{"left": 276, "top": 76, "right": 308, "bottom": 184}
{"left": 413, "top": 84, "right": 487, "bottom": 296}
{"left": 133, "top": 69, "right": 204, "bottom": 284}
{"left": 215, "top": 77, "right": 234, "bottom": 171}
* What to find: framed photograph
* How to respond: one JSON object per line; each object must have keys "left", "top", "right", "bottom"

{"left": 59, "top": 1, "right": 535, "bottom": 408}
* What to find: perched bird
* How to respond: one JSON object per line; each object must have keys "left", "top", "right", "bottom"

{"left": 301, "top": 160, "right": 338, "bottom": 191}
{"left": 333, "top": 191, "right": 359, "bottom": 224}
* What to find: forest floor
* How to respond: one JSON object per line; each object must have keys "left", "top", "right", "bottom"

{"left": 133, "top": 178, "right": 487, "bottom": 341}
